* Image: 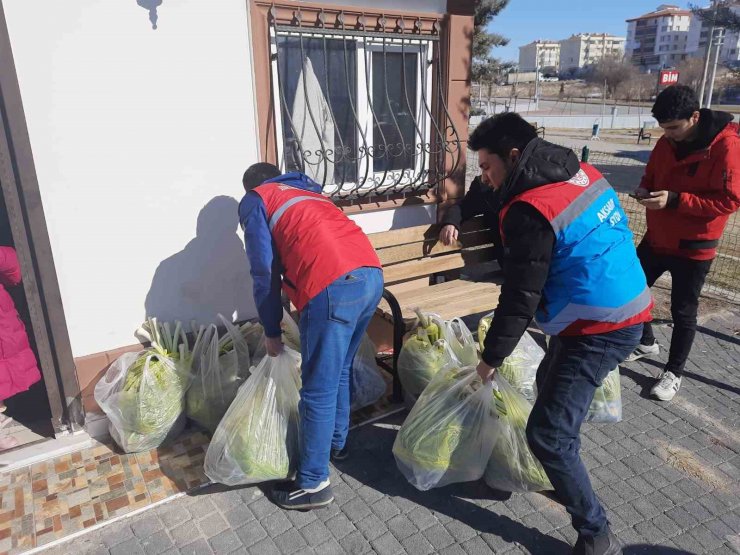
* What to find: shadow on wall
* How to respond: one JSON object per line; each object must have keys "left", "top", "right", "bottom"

{"left": 145, "top": 195, "right": 255, "bottom": 325}
{"left": 137, "top": 0, "right": 163, "bottom": 30}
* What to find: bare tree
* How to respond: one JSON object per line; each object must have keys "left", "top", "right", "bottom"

{"left": 690, "top": 1, "right": 740, "bottom": 33}
{"left": 585, "top": 56, "right": 637, "bottom": 99}
{"left": 677, "top": 57, "right": 707, "bottom": 92}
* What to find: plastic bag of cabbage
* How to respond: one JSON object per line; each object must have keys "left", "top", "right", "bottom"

{"left": 393, "top": 366, "right": 501, "bottom": 490}
{"left": 478, "top": 312, "right": 543, "bottom": 402}
{"left": 186, "top": 316, "right": 252, "bottom": 434}
{"left": 397, "top": 310, "right": 458, "bottom": 404}
{"left": 204, "top": 348, "right": 302, "bottom": 486}
{"left": 586, "top": 367, "right": 622, "bottom": 423}
{"left": 351, "top": 335, "right": 386, "bottom": 411}
{"left": 484, "top": 375, "right": 553, "bottom": 492}
{"left": 445, "top": 317, "right": 479, "bottom": 367}
{"left": 95, "top": 319, "right": 192, "bottom": 453}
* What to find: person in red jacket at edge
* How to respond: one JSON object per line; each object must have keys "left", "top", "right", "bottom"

{"left": 238, "top": 163, "right": 383, "bottom": 511}
{"left": 0, "top": 246, "right": 42, "bottom": 450}
{"left": 625, "top": 85, "right": 740, "bottom": 402}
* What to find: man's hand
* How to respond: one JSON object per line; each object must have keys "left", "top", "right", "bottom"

{"left": 476, "top": 360, "right": 496, "bottom": 383}
{"left": 638, "top": 190, "right": 678, "bottom": 210}
{"left": 265, "top": 336, "right": 284, "bottom": 357}
{"left": 439, "top": 225, "right": 459, "bottom": 246}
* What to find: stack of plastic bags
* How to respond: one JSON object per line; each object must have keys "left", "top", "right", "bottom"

{"left": 94, "top": 318, "right": 193, "bottom": 453}
{"left": 393, "top": 366, "right": 501, "bottom": 490}
{"left": 204, "top": 348, "right": 302, "bottom": 486}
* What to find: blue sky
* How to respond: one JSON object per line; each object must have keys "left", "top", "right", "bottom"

{"left": 491, "top": 0, "right": 693, "bottom": 63}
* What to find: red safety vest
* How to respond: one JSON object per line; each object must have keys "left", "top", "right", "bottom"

{"left": 253, "top": 183, "right": 381, "bottom": 311}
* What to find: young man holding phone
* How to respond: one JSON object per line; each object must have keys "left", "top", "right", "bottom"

{"left": 626, "top": 85, "right": 740, "bottom": 401}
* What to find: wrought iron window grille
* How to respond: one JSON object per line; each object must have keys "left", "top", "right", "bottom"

{"left": 268, "top": 7, "right": 461, "bottom": 201}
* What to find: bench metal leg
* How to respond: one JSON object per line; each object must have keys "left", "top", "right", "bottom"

{"left": 381, "top": 288, "right": 404, "bottom": 403}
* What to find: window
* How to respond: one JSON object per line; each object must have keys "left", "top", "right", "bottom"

{"left": 270, "top": 26, "right": 452, "bottom": 199}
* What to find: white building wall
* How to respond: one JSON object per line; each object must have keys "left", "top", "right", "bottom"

{"left": 4, "top": 0, "right": 264, "bottom": 357}
{"left": 519, "top": 44, "right": 537, "bottom": 71}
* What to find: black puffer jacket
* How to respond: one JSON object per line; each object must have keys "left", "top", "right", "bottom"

{"left": 480, "top": 139, "right": 581, "bottom": 368}
{"left": 439, "top": 177, "right": 504, "bottom": 266}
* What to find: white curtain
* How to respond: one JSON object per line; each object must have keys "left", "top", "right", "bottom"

{"left": 291, "top": 57, "right": 335, "bottom": 186}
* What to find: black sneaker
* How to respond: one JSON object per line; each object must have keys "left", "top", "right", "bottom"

{"left": 572, "top": 528, "right": 623, "bottom": 555}
{"left": 330, "top": 445, "right": 350, "bottom": 462}
{"left": 270, "top": 480, "right": 334, "bottom": 511}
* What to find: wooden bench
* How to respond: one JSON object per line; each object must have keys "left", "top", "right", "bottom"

{"left": 531, "top": 121, "right": 546, "bottom": 139}
{"left": 368, "top": 217, "right": 502, "bottom": 400}
{"left": 637, "top": 126, "right": 652, "bottom": 145}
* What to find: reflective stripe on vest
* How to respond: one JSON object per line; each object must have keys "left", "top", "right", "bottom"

{"left": 550, "top": 177, "right": 610, "bottom": 234}
{"left": 268, "top": 195, "right": 335, "bottom": 232}
{"left": 539, "top": 286, "right": 652, "bottom": 336}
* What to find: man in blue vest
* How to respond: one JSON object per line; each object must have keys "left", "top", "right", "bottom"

{"left": 472, "top": 113, "right": 652, "bottom": 555}
{"left": 239, "top": 163, "right": 383, "bottom": 511}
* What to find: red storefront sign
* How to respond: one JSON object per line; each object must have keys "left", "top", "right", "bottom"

{"left": 659, "top": 70, "right": 680, "bottom": 86}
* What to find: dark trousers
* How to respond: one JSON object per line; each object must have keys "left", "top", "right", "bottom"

{"left": 637, "top": 242, "right": 712, "bottom": 377}
{"left": 526, "top": 325, "right": 642, "bottom": 537}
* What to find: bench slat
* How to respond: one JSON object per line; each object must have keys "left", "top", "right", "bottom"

{"left": 388, "top": 280, "right": 495, "bottom": 307}
{"left": 369, "top": 217, "right": 489, "bottom": 250}
{"left": 369, "top": 224, "right": 439, "bottom": 249}
{"left": 383, "top": 252, "right": 465, "bottom": 284}
{"left": 377, "top": 280, "right": 501, "bottom": 324}
{"left": 375, "top": 229, "right": 495, "bottom": 266}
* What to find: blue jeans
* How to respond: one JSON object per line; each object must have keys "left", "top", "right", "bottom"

{"left": 296, "top": 267, "right": 384, "bottom": 489}
{"left": 526, "top": 324, "right": 642, "bottom": 537}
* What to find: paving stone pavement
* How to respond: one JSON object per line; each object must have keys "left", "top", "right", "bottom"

{"left": 41, "top": 311, "right": 740, "bottom": 555}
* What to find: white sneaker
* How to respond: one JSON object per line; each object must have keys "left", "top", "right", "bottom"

{"left": 651, "top": 371, "right": 682, "bottom": 401}
{"left": 625, "top": 341, "right": 660, "bottom": 362}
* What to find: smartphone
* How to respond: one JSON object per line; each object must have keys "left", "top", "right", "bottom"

{"left": 629, "top": 191, "right": 652, "bottom": 200}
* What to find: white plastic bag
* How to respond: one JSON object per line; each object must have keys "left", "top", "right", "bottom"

{"left": 398, "top": 311, "right": 457, "bottom": 400}
{"left": 586, "top": 367, "right": 622, "bottom": 423}
{"left": 281, "top": 308, "right": 301, "bottom": 352}
{"left": 242, "top": 321, "right": 267, "bottom": 367}
{"left": 479, "top": 312, "right": 543, "bottom": 402}
{"left": 393, "top": 366, "right": 501, "bottom": 491}
{"left": 351, "top": 335, "right": 386, "bottom": 411}
{"left": 95, "top": 349, "right": 190, "bottom": 453}
{"left": 204, "top": 348, "right": 302, "bottom": 486}
{"left": 445, "top": 318, "right": 480, "bottom": 367}
{"left": 186, "top": 316, "right": 252, "bottom": 433}
{"left": 484, "top": 375, "right": 552, "bottom": 492}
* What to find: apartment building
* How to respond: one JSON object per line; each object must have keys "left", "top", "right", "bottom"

{"left": 687, "top": 1, "right": 740, "bottom": 66}
{"left": 559, "top": 33, "right": 627, "bottom": 75}
{"left": 625, "top": 4, "right": 692, "bottom": 70}
{"left": 518, "top": 40, "right": 560, "bottom": 72}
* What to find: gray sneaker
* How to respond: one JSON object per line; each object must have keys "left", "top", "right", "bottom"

{"left": 651, "top": 371, "right": 682, "bottom": 401}
{"left": 624, "top": 341, "right": 659, "bottom": 362}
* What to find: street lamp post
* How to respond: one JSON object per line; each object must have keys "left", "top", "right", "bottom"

{"left": 706, "top": 27, "right": 726, "bottom": 108}
{"left": 699, "top": 2, "right": 720, "bottom": 107}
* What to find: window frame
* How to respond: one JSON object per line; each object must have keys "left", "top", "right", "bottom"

{"left": 269, "top": 26, "right": 435, "bottom": 199}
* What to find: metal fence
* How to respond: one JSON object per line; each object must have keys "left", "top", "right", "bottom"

{"left": 464, "top": 146, "right": 740, "bottom": 303}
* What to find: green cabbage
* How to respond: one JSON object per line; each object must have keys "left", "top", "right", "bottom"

{"left": 393, "top": 366, "right": 499, "bottom": 490}
{"left": 109, "top": 351, "right": 189, "bottom": 452}
{"left": 204, "top": 349, "right": 302, "bottom": 486}
{"left": 479, "top": 313, "right": 542, "bottom": 402}
{"left": 485, "top": 376, "right": 552, "bottom": 492}
{"left": 397, "top": 332, "right": 456, "bottom": 398}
